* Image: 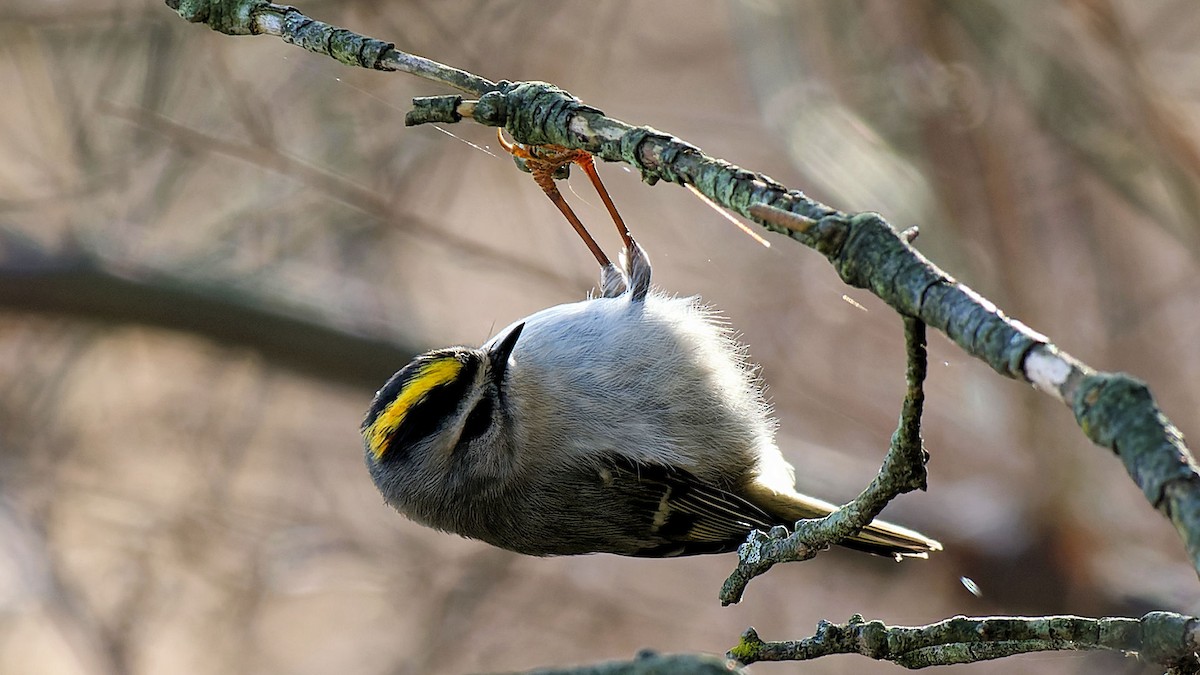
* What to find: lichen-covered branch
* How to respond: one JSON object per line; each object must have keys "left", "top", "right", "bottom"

{"left": 729, "top": 612, "right": 1200, "bottom": 672}
{"left": 720, "top": 316, "right": 932, "bottom": 605}
{"left": 164, "top": 0, "right": 495, "bottom": 94}
{"left": 163, "top": 0, "right": 1200, "bottom": 581}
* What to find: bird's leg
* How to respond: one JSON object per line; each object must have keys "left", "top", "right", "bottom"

{"left": 572, "top": 152, "right": 651, "bottom": 299}
{"left": 498, "top": 132, "right": 645, "bottom": 298}
{"left": 497, "top": 131, "right": 612, "bottom": 268}
{"left": 620, "top": 236, "right": 652, "bottom": 302}
{"left": 572, "top": 153, "right": 634, "bottom": 252}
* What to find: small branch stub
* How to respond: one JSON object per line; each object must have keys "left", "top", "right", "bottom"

{"left": 405, "top": 95, "right": 462, "bottom": 126}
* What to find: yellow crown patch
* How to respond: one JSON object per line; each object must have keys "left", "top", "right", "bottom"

{"left": 365, "top": 357, "right": 464, "bottom": 461}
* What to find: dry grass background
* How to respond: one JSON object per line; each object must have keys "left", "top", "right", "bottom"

{"left": 1, "top": 1, "right": 1199, "bottom": 673}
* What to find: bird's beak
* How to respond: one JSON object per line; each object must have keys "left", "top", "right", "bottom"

{"left": 488, "top": 322, "right": 525, "bottom": 383}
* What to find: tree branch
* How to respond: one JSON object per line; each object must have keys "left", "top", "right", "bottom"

{"left": 0, "top": 233, "right": 417, "bottom": 389}
{"left": 166, "top": 0, "right": 494, "bottom": 94}
{"left": 720, "top": 314, "right": 932, "bottom": 604}
{"left": 730, "top": 612, "right": 1200, "bottom": 673}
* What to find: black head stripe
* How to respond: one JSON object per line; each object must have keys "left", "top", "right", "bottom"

{"left": 457, "top": 395, "right": 495, "bottom": 445}
{"left": 363, "top": 348, "right": 479, "bottom": 462}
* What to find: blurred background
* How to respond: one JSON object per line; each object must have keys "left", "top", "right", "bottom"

{"left": 1, "top": 1, "right": 1199, "bottom": 673}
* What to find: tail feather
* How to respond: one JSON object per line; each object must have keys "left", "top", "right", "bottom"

{"left": 840, "top": 518, "right": 942, "bottom": 559}
{"left": 745, "top": 482, "right": 942, "bottom": 559}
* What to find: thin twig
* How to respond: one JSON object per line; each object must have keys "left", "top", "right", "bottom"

{"left": 720, "top": 317, "right": 932, "bottom": 605}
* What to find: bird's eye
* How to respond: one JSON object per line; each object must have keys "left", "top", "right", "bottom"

{"left": 458, "top": 396, "right": 494, "bottom": 444}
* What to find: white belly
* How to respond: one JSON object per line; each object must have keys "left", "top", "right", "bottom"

{"left": 487, "top": 293, "right": 782, "bottom": 483}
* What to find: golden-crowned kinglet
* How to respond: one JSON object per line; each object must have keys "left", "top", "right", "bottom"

{"left": 361, "top": 141, "right": 940, "bottom": 559}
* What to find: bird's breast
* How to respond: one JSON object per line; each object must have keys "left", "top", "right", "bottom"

{"left": 494, "top": 294, "right": 775, "bottom": 477}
